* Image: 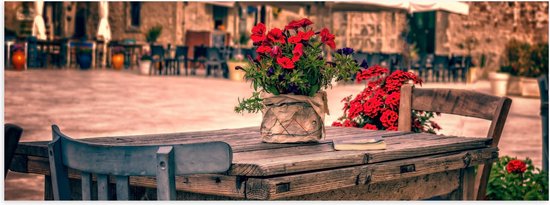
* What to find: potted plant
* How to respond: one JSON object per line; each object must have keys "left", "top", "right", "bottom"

{"left": 77, "top": 47, "right": 93, "bottom": 70}
{"left": 111, "top": 46, "right": 125, "bottom": 70}
{"left": 332, "top": 66, "right": 441, "bottom": 133}
{"left": 504, "top": 39, "right": 532, "bottom": 96}
{"left": 145, "top": 25, "right": 163, "bottom": 44}
{"left": 139, "top": 51, "right": 152, "bottom": 75}
{"left": 11, "top": 44, "right": 26, "bottom": 71}
{"left": 521, "top": 42, "right": 548, "bottom": 97}
{"left": 486, "top": 156, "right": 548, "bottom": 200}
{"left": 234, "top": 19, "right": 360, "bottom": 143}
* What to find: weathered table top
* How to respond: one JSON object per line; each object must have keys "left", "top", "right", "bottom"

{"left": 12, "top": 127, "right": 497, "bottom": 200}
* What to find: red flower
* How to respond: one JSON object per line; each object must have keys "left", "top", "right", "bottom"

{"left": 356, "top": 64, "right": 389, "bottom": 83}
{"left": 297, "top": 18, "right": 313, "bottom": 27}
{"left": 506, "top": 159, "right": 527, "bottom": 174}
{"left": 363, "top": 97, "right": 382, "bottom": 118}
{"left": 380, "top": 109, "right": 398, "bottom": 128}
{"left": 430, "top": 121, "right": 441, "bottom": 130}
{"left": 386, "top": 126, "right": 398, "bottom": 131}
{"left": 277, "top": 56, "right": 295, "bottom": 69}
{"left": 267, "top": 28, "right": 285, "bottom": 44}
{"left": 289, "top": 30, "right": 316, "bottom": 44}
{"left": 332, "top": 121, "right": 343, "bottom": 127}
{"left": 320, "top": 28, "right": 336, "bottom": 49}
{"left": 292, "top": 43, "right": 304, "bottom": 62}
{"left": 385, "top": 70, "right": 422, "bottom": 92}
{"left": 348, "top": 101, "right": 363, "bottom": 119}
{"left": 343, "top": 120, "right": 357, "bottom": 127}
{"left": 363, "top": 124, "right": 378, "bottom": 130}
{"left": 256, "top": 45, "right": 272, "bottom": 54}
{"left": 251, "top": 23, "right": 266, "bottom": 43}
{"left": 385, "top": 92, "right": 400, "bottom": 110}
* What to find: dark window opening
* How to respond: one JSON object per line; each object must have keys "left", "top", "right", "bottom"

{"left": 130, "top": 2, "right": 141, "bottom": 27}
{"left": 409, "top": 11, "right": 436, "bottom": 54}
{"left": 213, "top": 6, "right": 228, "bottom": 30}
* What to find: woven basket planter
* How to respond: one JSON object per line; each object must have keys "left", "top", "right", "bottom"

{"left": 260, "top": 92, "right": 329, "bottom": 143}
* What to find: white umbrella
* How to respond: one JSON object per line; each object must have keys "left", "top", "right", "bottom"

{"left": 408, "top": 1, "right": 469, "bottom": 15}
{"left": 32, "top": 0, "right": 47, "bottom": 40}
{"left": 330, "top": 0, "right": 469, "bottom": 15}
{"left": 97, "top": 1, "right": 111, "bottom": 42}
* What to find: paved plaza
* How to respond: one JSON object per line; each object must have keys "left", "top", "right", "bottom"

{"left": 4, "top": 69, "right": 544, "bottom": 200}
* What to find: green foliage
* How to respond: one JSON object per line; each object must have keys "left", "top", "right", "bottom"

{"left": 501, "top": 39, "right": 547, "bottom": 77}
{"left": 486, "top": 156, "right": 548, "bottom": 200}
{"left": 235, "top": 91, "right": 264, "bottom": 114}
{"left": 145, "top": 26, "right": 163, "bottom": 43}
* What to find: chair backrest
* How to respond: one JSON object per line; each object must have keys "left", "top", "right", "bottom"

{"left": 150, "top": 45, "right": 165, "bottom": 60}
{"left": 397, "top": 84, "right": 512, "bottom": 200}
{"left": 193, "top": 45, "right": 208, "bottom": 59}
{"left": 206, "top": 47, "right": 222, "bottom": 61}
{"left": 48, "top": 125, "right": 232, "bottom": 200}
{"left": 5, "top": 124, "right": 23, "bottom": 178}
{"left": 175, "top": 46, "right": 188, "bottom": 59}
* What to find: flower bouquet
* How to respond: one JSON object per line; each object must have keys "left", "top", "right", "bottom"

{"left": 332, "top": 65, "right": 442, "bottom": 133}
{"left": 235, "top": 18, "right": 360, "bottom": 143}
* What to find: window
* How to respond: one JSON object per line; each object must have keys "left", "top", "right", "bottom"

{"left": 130, "top": 2, "right": 141, "bottom": 27}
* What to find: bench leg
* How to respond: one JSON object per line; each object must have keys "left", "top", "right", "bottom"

{"left": 44, "top": 175, "right": 54, "bottom": 200}
{"left": 458, "top": 167, "right": 476, "bottom": 200}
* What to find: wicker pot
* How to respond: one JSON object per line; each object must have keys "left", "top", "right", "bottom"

{"left": 260, "top": 92, "right": 329, "bottom": 144}
{"left": 112, "top": 54, "right": 125, "bottom": 70}
{"left": 11, "top": 51, "right": 26, "bottom": 70}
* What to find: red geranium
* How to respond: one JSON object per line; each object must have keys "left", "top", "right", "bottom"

{"left": 380, "top": 110, "right": 398, "bottom": 128}
{"left": 251, "top": 23, "right": 266, "bottom": 44}
{"left": 506, "top": 159, "right": 527, "bottom": 174}
{"left": 267, "top": 28, "right": 285, "bottom": 44}
{"left": 292, "top": 43, "right": 304, "bottom": 62}
{"left": 363, "top": 124, "right": 378, "bottom": 130}
{"left": 363, "top": 97, "right": 382, "bottom": 118}
{"left": 320, "top": 28, "right": 336, "bottom": 49}
{"left": 385, "top": 92, "right": 400, "bottom": 110}
{"left": 277, "top": 56, "right": 295, "bottom": 69}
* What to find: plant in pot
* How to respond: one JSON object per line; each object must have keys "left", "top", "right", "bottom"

{"left": 77, "top": 47, "right": 93, "bottom": 70}
{"left": 145, "top": 25, "right": 163, "bottom": 44}
{"left": 111, "top": 46, "right": 125, "bottom": 70}
{"left": 505, "top": 39, "right": 531, "bottom": 96}
{"left": 520, "top": 42, "right": 548, "bottom": 97}
{"left": 11, "top": 44, "right": 26, "bottom": 70}
{"left": 234, "top": 19, "right": 360, "bottom": 143}
{"left": 139, "top": 51, "right": 152, "bottom": 75}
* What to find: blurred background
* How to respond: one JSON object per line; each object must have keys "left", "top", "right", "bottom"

{"left": 3, "top": 1, "right": 548, "bottom": 200}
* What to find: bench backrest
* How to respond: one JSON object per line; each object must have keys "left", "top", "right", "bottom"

{"left": 48, "top": 125, "right": 232, "bottom": 200}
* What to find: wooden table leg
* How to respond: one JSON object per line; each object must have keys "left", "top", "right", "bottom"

{"left": 459, "top": 167, "right": 476, "bottom": 200}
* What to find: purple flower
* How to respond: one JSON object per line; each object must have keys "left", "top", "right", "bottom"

{"left": 360, "top": 59, "right": 369, "bottom": 69}
{"left": 336, "top": 47, "right": 354, "bottom": 55}
{"left": 288, "top": 83, "right": 299, "bottom": 94}
{"left": 267, "top": 67, "right": 275, "bottom": 77}
{"left": 317, "top": 55, "right": 324, "bottom": 61}
{"left": 235, "top": 66, "right": 244, "bottom": 71}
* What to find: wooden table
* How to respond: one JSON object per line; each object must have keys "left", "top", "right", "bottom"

{"left": 10, "top": 127, "right": 497, "bottom": 200}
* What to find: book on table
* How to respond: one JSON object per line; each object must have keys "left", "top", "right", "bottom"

{"left": 333, "top": 138, "right": 386, "bottom": 151}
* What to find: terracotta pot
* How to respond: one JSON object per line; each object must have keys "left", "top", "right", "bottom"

{"left": 488, "top": 72, "right": 510, "bottom": 97}
{"left": 112, "top": 54, "right": 125, "bottom": 70}
{"left": 11, "top": 51, "right": 26, "bottom": 71}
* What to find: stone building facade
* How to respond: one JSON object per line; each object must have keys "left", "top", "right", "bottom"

{"left": 4, "top": 1, "right": 548, "bottom": 72}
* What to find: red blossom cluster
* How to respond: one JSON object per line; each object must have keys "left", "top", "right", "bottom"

{"left": 506, "top": 159, "right": 527, "bottom": 174}
{"left": 250, "top": 19, "right": 336, "bottom": 70}
{"left": 332, "top": 65, "right": 441, "bottom": 133}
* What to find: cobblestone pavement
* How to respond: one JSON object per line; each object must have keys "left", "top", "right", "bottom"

{"left": 4, "top": 69, "right": 544, "bottom": 200}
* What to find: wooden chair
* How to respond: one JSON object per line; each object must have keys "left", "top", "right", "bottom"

{"left": 48, "top": 125, "right": 232, "bottom": 200}
{"left": 398, "top": 84, "right": 512, "bottom": 200}
{"left": 5, "top": 123, "right": 23, "bottom": 178}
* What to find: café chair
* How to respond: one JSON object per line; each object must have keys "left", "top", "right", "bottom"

{"left": 48, "top": 125, "right": 232, "bottom": 200}
{"left": 5, "top": 124, "right": 23, "bottom": 178}
{"left": 398, "top": 84, "right": 512, "bottom": 200}
{"left": 150, "top": 45, "right": 165, "bottom": 75}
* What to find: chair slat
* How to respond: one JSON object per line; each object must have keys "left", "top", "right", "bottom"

{"left": 81, "top": 172, "right": 92, "bottom": 200}
{"left": 48, "top": 136, "right": 71, "bottom": 200}
{"left": 156, "top": 146, "right": 176, "bottom": 200}
{"left": 115, "top": 176, "right": 130, "bottom": 200}
{"left": 97, "top": 174, "right": 109, "bottom": 200}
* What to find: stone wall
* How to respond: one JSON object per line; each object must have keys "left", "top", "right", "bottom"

{"left": 437, "top": 2, "right": 549, "bottom": 72}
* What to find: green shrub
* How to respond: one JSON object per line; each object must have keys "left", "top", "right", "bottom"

{"left": 486, "top": 156, "right": 548, "bottom": 200}
{"left": 145, "top": 26, "right": 163, "bottom": 43}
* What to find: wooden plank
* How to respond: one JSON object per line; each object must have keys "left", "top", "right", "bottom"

{"left": 461, "top": 167, "right": 476, "bottom": 200}
{"left": 97, "top": 174, "right": 109, "bottom": 200}
{"left": 156, "top": 146, "right": 176, "bottom": 200}
{"left": 23, "top": 156, "right": 247, "bottom": 199}
{"left": 115, "top": 176, "right": 130, "bottom": 200}
{"left": 282, "top": 170, "right": 461, "bottom": 200}
{"left": 398, "top": 83, "right": 413, "bottom": 132}
{"left": 244, "top": 148, "right": 497, "bottom": 199}
{"left": 81, "top": 172, "right": 93, "bottom": 200}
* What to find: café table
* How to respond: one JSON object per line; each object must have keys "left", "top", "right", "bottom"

{"left": 10, "top": 126, "right": 496, "bottom": 200}
{"left": 116, "top": 42, "right": 144, "bottom": 69}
